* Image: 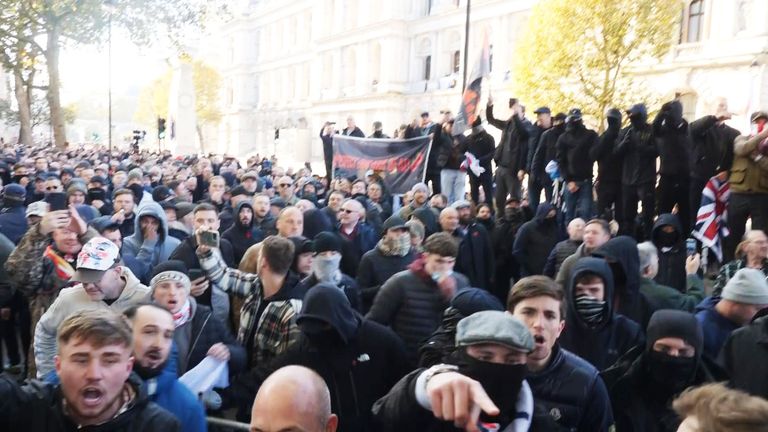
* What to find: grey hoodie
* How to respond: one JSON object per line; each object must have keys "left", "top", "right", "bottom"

{"left": 122, "top": 201, "right": 181, "bottom": 283}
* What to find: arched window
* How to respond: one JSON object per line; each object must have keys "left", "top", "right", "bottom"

{"left": 682, "top": 0, "right": 704, "bottom": 43}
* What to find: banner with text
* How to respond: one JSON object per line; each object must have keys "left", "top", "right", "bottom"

{"left": 332, "top": 135, "right": 431, "bottom": 195}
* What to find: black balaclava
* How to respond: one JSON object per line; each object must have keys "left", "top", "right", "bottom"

{"left": 452, "top": 349, "right": 526, "bottom": 423}
{"left": 656, "top": 227, "right": 679, "bottom": 248}
{"left": 644, "top": 309, "right": 703, "bottom": 397}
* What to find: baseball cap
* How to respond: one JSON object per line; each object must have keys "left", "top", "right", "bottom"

{"left": 26, "top": 201, "right": 47, "bottom": 218}
{"left": 71, "top": 237, "right": 121, "bottom": 283}
{"left": 175, "top": 202, "right": 195, "bottom": 219}
{"left": 3, "top": 183, "right": 26, "bottom": 201}
{"left": 382, "top": 215, "right": 409, "bottom": 233}
{"left": 456, "top": 310, "right": 534, "bottom": 353}
{"left": 533, "top": 106, "right": 551, "bottom": 114}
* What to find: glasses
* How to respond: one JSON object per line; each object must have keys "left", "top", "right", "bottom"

{"left": 340, "top": 208, "right": 355, "bottom": 214}
{"left": 46, "top": 186, "right": 62, "bottom": 191}
{"left": 279, "top": 183, "right": 292, "bottom": 188}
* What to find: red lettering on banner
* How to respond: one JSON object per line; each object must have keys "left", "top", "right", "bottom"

{"left": 409, "top": 151, "right": 425, "bottom": 173}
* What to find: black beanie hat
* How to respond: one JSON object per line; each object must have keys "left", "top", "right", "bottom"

{"left": 312, "top": 231, "right": 342, "bottom": 254}
{"left": 151, "top": 260, "right": 189, "bottom": 279}
{"left": 645, "top": 309, "right": 703, "bottom": 357}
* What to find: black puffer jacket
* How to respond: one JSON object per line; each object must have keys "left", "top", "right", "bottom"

{"left": 653, "top": 101, "right": 690, "bottom": 176}
{"left": 532, "top": 123, "right": 565, "bottom": 182}
{"left": 356, "top": 245, "right": 416, "bottom": 313}
{"left": 651, "top": 213, "right": 687, "bottom": 292}
{"left": 616, "top": 115, "right": 657, "bottom": 186}
{"left": 366, "top": 258, "right": 470, "bottom": 362}
{"left": 556, "top": 122, "right": 598, "bottom": 182}
{"left": 527, "top": 343, "right": 615, "bottom": 432}
{"left": 180, "top": 301, "right": 247, "bottom": 375}
{"left": 688, "top": 115, "right": 740, "bottom": 180}
{"left": 593, "top": 236, "right": 654, "bottom": 328}
{"left": 0, "top": 373, "right": 180, "bottom": 432}
{"left": 559, "top": 257, "right": 644, "bottom": 371}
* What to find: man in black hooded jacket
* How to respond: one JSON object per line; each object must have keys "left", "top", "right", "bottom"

{"left": 651, "top": 214, "right": 687, "bottom": 292}
{"left": 223, "top": 201, "right": 265, "bottom": 267}
{"left": 559, "top": 257, "right": 644, "bottom": 371}
{"left": 531, "top": 113, "right": 565, "bottom": 208}
{"left": 654, "top": 100, "right": 691, "bottom": 230}
{"left": 601, "top": 310, "right": 723, "bottom": 432}
{"left": 590, "top": 109, "right": 624, "bottom": 223}
{"left": 512, "top": 202, "right": 560, "bottom": 277}
{"left": 229, "top": 284, "right": 410, "bottom": 430}
{"left": 616, "top": 103, "right": 657, "bottom": 240}
{"left": 593, "top": 235, "right": 655, "bottom": 328}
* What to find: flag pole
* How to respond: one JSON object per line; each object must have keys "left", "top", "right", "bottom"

{"left": 462, "top": 0, "right": 471, "bottom": 93}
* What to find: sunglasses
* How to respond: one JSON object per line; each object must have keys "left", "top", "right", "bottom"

{"left": 279, "top": 183, "right": 292, "bottom": 188}
{"left": 340, "top": 208, "right": 355, "bottom": 214}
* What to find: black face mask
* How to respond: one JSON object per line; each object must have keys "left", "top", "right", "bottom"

{"left": 646, "top": 350, "right": 697, "bottom": 396}
{"left": 304, "top": 328, "right": 346, "bottom": 351}
{"left": 504, "top": 207, "right": 522, "bottom": 220}
{"left": 542, "top": 216, "right": 557, "bottom": 226}
{"left": 12, "top": 175, "right": 27, "bottom": 184}
{"left": 133, "top": 359, "right": 167, "bottom": 380}
{"left": 455, "top": 351, "right": 526, "bottom": 421}
{"left": 629, "top": 115, "right": 646, "bottom": 128}
{"left": 656, "top": 230, "right": 678, "bottom": 248}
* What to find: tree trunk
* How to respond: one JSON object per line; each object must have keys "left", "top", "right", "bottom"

{"left": 196, "top": 124, "right": 205, "bottom": 154}
{"left": 14, "top": 67, "right": 33, "bottom": 146}
{"left": 45, "top": 25, "right": 66, "bottom": 149}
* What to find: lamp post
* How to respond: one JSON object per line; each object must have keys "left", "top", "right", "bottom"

{"left": 104, "top": 0, "right": 116, "bottom": 154}
{"left": 462, "top": 0, "right": 471, "bottom": 93}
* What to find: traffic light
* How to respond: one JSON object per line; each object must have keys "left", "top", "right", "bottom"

{"left": 158, "top": 118, "right": 166, "bottom": 139}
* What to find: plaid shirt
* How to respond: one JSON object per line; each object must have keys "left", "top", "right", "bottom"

{"left": 712, "top": 258, "right": 768, "bottom": 297}
{"left": 198, "top": 250, "right": 303, "bottom": 366}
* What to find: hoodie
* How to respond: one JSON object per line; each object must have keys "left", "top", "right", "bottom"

{"left": 512, "top": 202, "right": 560, "bottom": 276}
{"left": 560, "top": 257, "right": 643, "bottom": 371}
{"left": 223, "top": 201, "right": 264, "bottom": 266}
{"left": 651, "top": 213, "right": 687, "bottom": 292}
{"left": 259, "top": 284, "right": 411, "bottom": 432}
{"left": 593, "top": 236, "right": 653, "bottom": 328}
{"left": 122, "top": 201, "right": 181, "bottom": 283}
{"left": 559, "top": 257, "right": 643, "bottom": 371}
{"left": 34, "top": 266, "right": 150, "bottom": 378}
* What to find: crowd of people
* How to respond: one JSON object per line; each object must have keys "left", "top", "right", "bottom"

{"left": 0, "top": 92, "right": 767, "bottom": 432}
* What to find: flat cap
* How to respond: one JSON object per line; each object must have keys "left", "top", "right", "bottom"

{"left": 456, "top": 310, "right": 533, "bottom": 353}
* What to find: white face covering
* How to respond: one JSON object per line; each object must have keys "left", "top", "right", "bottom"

{"left": 312, "top": 253, "right": 342, "bottom": 283}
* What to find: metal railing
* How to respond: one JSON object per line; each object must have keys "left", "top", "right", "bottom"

{"left": 207, "top": 416, "right": 250, "bottom": 431}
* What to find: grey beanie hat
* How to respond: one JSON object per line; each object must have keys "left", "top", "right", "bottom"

{"left": 456, "top": 310, "right": 534, "bottom": 353}
{"left": 722, "top": 268, "right": 768, "bottom": 305}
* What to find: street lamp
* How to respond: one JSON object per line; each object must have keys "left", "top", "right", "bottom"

{"left": 104, "top": 0, "right": 117, "bottom": 154}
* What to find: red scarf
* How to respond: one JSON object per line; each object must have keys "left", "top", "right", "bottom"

{"left": 44, "top": 245, "right": 75, "bottom": 280}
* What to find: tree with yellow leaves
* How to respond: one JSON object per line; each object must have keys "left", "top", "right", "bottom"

{"left": 513, "top": 0, "right": 680, "bottom": 131}
{"left": 133, "top": 59, "right": 222, "bottom": 151}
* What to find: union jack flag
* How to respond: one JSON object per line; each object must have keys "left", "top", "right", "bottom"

{"left": 693, "top": 176, "right": 730, "bottom": 262}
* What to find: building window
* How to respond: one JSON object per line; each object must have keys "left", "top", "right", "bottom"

{"left": 424, "top": 55, "right": 432, "bottom": 80}
{"left": 489, "top": 44, "right": 494, "bottom": 72}
{"left": 452, "top": 51, "right": 460, "bottom": 73}
{"left": 685, "top": 0, "right": 704, "bottom": 43}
